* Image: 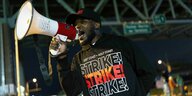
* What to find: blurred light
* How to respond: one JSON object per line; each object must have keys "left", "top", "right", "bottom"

{"left": 184, "top": 85, "right": 188, "bottom": 91}
{"left": 32, "top": 78, "right": 37, "bottom": 83}
{"left": 158, "top": 59, "right": 162, "bottom": 64}
{"left": 168, "top": 76, "right": 172, "bottom": 80}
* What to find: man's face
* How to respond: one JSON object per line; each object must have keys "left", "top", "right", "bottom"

{"left": 75, "top": 18, "right": 97, "bottom": 45}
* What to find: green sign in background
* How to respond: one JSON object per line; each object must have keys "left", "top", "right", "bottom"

{"left": 153, "top": 14, "right": 166, "bottom": 24}
{"left": 123, "top": 22, "right": 152, "bottom": 35}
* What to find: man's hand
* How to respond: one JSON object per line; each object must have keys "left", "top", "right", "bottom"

{"left": 49, "top": 36, "right": 68, "bottom": 57}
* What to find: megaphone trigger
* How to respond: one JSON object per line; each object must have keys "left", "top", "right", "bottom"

{"left": 55, "top": 34, "right": 67, "bottom": 42}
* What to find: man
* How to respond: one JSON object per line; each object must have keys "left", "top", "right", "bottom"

{"left": 50, "top": 8, "right": 157, "bottom": 96}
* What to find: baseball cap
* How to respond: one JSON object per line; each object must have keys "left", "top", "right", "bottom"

{"left": 65, "top": 8, "right": 101, "bottom": 25}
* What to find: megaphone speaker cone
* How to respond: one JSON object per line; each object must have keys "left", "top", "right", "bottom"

{"left": 15, "top": 1, "right": 33, "bottom": 40}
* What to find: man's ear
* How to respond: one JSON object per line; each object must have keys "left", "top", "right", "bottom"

{"left": 95, "top": 22, "right": 101, "bottom": 29}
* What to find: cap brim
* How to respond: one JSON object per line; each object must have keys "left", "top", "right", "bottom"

{"left": 66, "top": 14, "right": 80, "bottom": 25}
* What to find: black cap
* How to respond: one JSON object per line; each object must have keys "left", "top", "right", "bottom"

{"left": 66, "top": 8, "right": 101, "bottom": 25}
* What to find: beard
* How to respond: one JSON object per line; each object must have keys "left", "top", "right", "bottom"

{"left": 79, "top": 29, "right": 97, "bottom": 46}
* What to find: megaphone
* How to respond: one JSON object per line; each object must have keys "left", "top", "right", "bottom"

{"left": 15, "top": 0, "right": 77, "bottom": 41}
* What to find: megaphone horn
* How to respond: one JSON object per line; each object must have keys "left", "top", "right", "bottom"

{"left": 15, "top": 1, "right": 77, "bottom": 41}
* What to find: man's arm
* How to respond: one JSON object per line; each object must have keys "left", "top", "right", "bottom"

{"left": 56, "top": 54, "right": 83, "bottom": 96}
{"left": 49, "top": 37, "right": 82, "bottom": 95}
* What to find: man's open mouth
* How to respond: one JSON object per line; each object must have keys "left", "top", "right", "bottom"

{"left": 78, "top": 31, "right": 85, "bottom": 40}
{"left": 78, "top": 31, "right": 85, "bottom": 36}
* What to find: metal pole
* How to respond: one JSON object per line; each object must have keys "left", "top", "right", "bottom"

{"left": 176, "top": 0, "right": 192, "bottom": 16}
{"left": 142, "top": 0, "right": 149, "bottom": 18}
{"left": 94, "top": 0, "right": 109, "bottom": 13}
{"left": 43, "top": 0, "right": 49, "bottom": 17}
{"left": 113, "top": 0, "right": 120, "bottom": 22}
{"left": 79, "top": 0, "right": 85, "bottom": 9}
{"left": 56, "top": 0, "right": 75, "bottom": 13}
{"left": 14, "top": 29, "right": 21, "bottom": 96}
{"left": 168, "top": 0, "right": 176, "bottom": 18}
{"left": 150, "top": 0, "right": 163, "bottom": 18}
{"left": 0, "top": 23, "right": 5, "bottom": 95}
{"left": 122, "top": 0, "right": 146, "bottom": 19}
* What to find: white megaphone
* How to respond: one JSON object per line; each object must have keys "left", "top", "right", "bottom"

{"left": 15, "top": 0, "right": 77, "bottom": 41}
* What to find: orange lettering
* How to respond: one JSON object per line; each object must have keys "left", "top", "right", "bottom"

{"left": 85, "top": 73, "right": 94, "bottom": 87}
{"left": 94, "top": 71, "right": 103, "bottom": 85}
{"left": 105, "top": 66, "right": 115, "bottom": 80}
{"left": 100, "top": 69, "right": 107, "bottom": 83}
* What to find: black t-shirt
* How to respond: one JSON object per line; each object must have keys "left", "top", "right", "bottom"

{"left": 57, "top": 34, "right": 157, "bottom": 96}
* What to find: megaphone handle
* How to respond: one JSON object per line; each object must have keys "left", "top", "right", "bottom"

{"left": 56, "top": 34, "right": 67, "bottom": 42}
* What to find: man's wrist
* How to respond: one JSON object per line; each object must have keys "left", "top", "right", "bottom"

{"left": 55, "top": 49, "right": 69, "bottom": 59}
{"left": 57, "top": 53, "right": 67, "bottom": 59}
